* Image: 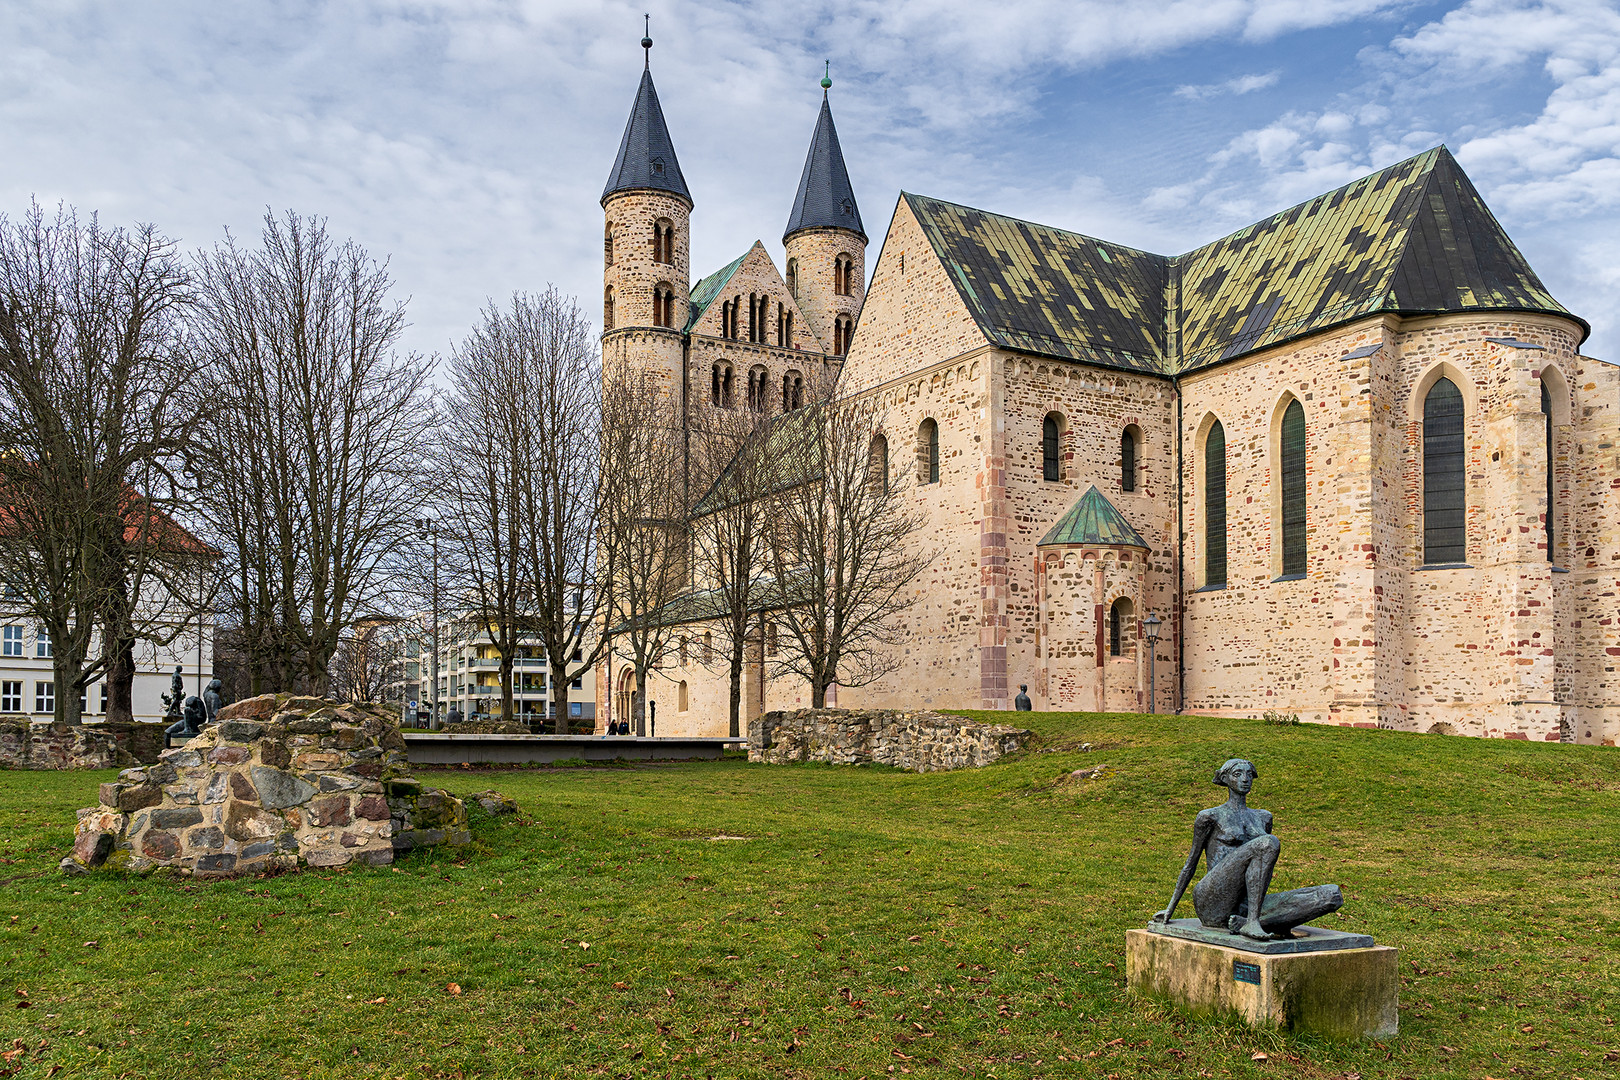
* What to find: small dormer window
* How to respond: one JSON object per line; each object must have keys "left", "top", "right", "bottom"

{"left": 839, "top": 198, "right": 853, "bottom": 216}
{"left": 650, "top": 157, "right": 666, "bottom": 176}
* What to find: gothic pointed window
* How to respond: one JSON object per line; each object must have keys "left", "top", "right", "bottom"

{"left": 1542, "top": 378, "right": 1555, "bottom": 561}
{"left": 1042, "top": 413, "right": 1062, "bottom": 481}
{"left": 1204, "top": 420, "right": 1227, "bottom": 588}
{"left": 1280, "top": 400, "right": 1306, "bottom": 576}
{"left": 1422, "top": 378, "right": 1466, "bottom": 565}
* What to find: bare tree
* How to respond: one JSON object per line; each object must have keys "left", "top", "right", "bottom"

{"left": 328, "top": 618, "right": 403, "bottom": 704}
{"left": 0, "top": 202, "right": 200, "bottom": 724}
{"left": 430, "top": 306, "right": 535, "bottom": 724}
{"left": 688, "top": 398, "right": 780, "bottom": 737}
{"left": 766, "top": 380, "right": 932, "bottom": 707}
{"left": 192, "top": 211, "right": 431, "bottom": 696}
{"left": 466, "top": 289, "right": 604, "bottom": 733}
{"left": 600, "top": 368, "right": 688, "bottom": 735}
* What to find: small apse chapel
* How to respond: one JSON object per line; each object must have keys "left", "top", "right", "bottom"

{"left": 598, "top": 40, "right": 1620, "bottom": 745}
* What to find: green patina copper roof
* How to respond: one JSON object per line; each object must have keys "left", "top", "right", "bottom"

{"left": 684, "top": 250, "right": 748, "bottom": 333}
{"left": 1038, "top": 485, "right": 1149, "bottom": 549}
{"left": 905, "top": 147, "right": 1584, "bottom": 377}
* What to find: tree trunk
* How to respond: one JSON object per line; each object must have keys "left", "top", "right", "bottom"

{"left": 550, "top": 661, "right": 570, "bottom": 735}
{"left": 728, "top": 641, "right": 745, "bottom": 739}
{"left": 106, "top": 635, "right": 136, "bottom": 724}
{"left": 500, "top": 654, "right": 515, "bottom": 724}
{"left": 633, "top": 672, "right": 647, "bottom": 737}
{"left": 53, "top": 659, "right": 85, "bottom": 725}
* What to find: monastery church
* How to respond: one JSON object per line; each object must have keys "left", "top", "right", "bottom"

{"left": 598, "top": 41, "right": 1620, "bottom": 745}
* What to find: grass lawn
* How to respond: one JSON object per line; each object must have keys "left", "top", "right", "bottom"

{"left": 0, "top": 710, "right": 1616, "bottom": 1079}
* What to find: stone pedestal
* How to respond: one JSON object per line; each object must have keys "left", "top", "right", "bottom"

{"left": 1126, "top": 928, "right": 1398, "bottom": 1040}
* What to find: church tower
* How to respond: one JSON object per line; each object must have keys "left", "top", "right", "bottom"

{"left": 602, "top": 29, "right": 691, "bottom": 402}
{"left": 783, "top": 67, "right": 867, "bottom": 356}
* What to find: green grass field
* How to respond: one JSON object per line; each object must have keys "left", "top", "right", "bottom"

{"left": 0, "top": 710, "right": 1616, "bottom": 1079}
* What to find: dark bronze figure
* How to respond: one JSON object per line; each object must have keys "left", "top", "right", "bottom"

{"left": 160, "top": 665, "right": 185, "bottom": 719}
{"left": 1152, "top": 758, "right": 1343, "bottom": 941}
{"left": 203, "top": 677, "right": 224, "bottom": 725}
{"left": 1014, "top": 684, "right": 1032, "bottom": 711}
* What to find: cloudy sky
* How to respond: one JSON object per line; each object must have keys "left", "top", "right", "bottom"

{"left": 4, "top": 0, "right": 1619, "bottom": 360}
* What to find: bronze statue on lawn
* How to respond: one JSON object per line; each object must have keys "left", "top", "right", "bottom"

{"left": 1152, "top": 758, "right": 1343, "bottom": 941}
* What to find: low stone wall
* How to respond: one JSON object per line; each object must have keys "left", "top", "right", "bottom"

{"left": 748, "top": 709, "right": 1031, "bottom": 772}
{"left": 0, "top": 719, "right": 173, "bottom": 770}
{"left": 68, "top": 694, "right": 468, "bottom": 876}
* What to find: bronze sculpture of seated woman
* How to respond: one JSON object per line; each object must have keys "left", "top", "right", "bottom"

{"left": 1152, "top": 758, "right": 1343, "bottom": 941}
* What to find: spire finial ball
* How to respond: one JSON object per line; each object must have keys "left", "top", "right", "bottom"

{"left": 642, "top": 13, "right": 652, "bottom": 52}
{"left": 821, "top": 59, "right": 832, "bottom": 91}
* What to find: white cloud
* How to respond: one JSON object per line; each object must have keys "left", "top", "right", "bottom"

{"left": 1175, "top": 71, "right": 1281, "bottom": 100}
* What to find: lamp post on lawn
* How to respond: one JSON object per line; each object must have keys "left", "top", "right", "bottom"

{"left": 1143, "top": 613, "right": 1162, "bottom": 715}
{"left": 415, "top": 517, "right": 440, "bottom": 731}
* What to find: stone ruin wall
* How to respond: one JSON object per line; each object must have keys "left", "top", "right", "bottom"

{"left": 68, "top": 694, "right": 468, "bottom": 876}
{"left": 0, "top": 719, "right": 168, "bottom": 770}
{"left": 748, "top": 708, "right": 1030, "bottom": 773}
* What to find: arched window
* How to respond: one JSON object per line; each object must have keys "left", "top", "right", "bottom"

{"left": 747, "top": 365, "right": 768, "bottom": 410}
{"left": 603, "top": 285, "right": 614, "bottom": 332}
{"left": 1204, "top": 420, "right": 1227, "bottom": 587}
{"left": 776, "top": 303, "right": 791, "bottom": 347}
{"left": 919, "top": 418, "right": 940, "bottom": 484}
{"left": 1042, "top": 413, "right": 1063, "bottom": 481}
{"left": 1280, "top": 400, "right": 1306, "bottom": 576}
{"left": 1109, "top": 597, "right": 1133, "bottom": 657}
{"left": 677, "top": 681, "right": 688, "bottom": 712}
{"left": 782, "top": 370, "right": 803, "bottom": 412}
{"left": 869, "top": 433, "right": 889, "bottom": 494}
{"left": 1542, "top": 378, "right": 1555, "bottom": 561}
{"left": 678, "top": 635, "right": 688, "bottom": 665}
{"left": 833, "top": 314, "right": 853, "bottom": 356}
{"left": 711, "top": 362, "right": 733, "bottom": 407}
{"left": 652, "top": 219, "right": 674, "bottom": 264}
{"left": 702, "top": 631, "right": 713, "bottom": 663}
{"left": 654, "top": 284, "right": 676, "bottom": 328}
{"left": 1422, "top": 378, "right": 1466, "bottom": 565}
{"left": 786, "top": 257, "right": 798, "bottom": 298}
{"left": 1121, "top": 425, "right": 1140, "bottom": 492}
{"left": 604, "top": 225, "right": 614, "bottom": 268}
{"left": 835, "top": 254, "right": 854, "bottom": 296}
{"left": 748, "top": 293, "right": 760, "bottom": 342}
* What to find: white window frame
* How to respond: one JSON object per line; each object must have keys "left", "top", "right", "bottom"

{"left": 35, "top": 626, "right": 52, "bottom": 658}
{"left": 35, "top": 680, "right": 54, "bottom": 714}
{"left": 1, "top": 682, "right": 20, "bottom": 712}
{"left": 1, "top": 625, "right": 21, "bottom": 657}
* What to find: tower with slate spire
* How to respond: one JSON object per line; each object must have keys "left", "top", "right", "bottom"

{"left": 602, "top": 23, "right": 690, "bottom": 402}
{"left": 783, "top": 64, "right": 867, "bottom": 355}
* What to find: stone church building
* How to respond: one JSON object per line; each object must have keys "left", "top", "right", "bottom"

{"left": 598, "top": 45, "right": 1620, "bottom": 745}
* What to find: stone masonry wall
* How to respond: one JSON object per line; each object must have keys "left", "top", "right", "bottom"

{"left": 68, "top": 694, "right": 468, "bottom": 876}
{"left": 0, "top": 720, "right": 138, "bottom": 770}
{"left": 749, "top": 708, "right": 1030, "bottom": 772}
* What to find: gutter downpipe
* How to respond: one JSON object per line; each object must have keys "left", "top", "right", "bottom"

{"left": 1174, "top": 377, "right": 1184, "bottom": 716}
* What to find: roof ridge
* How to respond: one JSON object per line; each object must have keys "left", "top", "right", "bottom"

{"left": 684, "top": 250, "right": 750, "bottom": 332}
{"left": 901, "top": 191, "right": 1166, "bottom": 261}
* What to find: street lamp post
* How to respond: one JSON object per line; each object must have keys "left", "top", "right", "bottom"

{"left": 416, "top": 518, "right": 440, "bottom": 732}
{"left": 1143, "top": 613, "right": 1163, "bottom": 715}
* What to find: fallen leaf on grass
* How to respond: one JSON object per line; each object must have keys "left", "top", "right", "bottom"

{"left": 1251, "top": 1051, "right": 1268, "bottom": 1062}
{"left": 366, "top": 997, "right": 386, "bottom": 1005}
{"left": 445, "top": 983, "right": 462, "bottom": 996}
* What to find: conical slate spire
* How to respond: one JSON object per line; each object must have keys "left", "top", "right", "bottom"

{"left": 783, "top": 95, "right": 864, "bottom": 242}
{"left": 601, "top": 66, "right": 691, "bottom": 207}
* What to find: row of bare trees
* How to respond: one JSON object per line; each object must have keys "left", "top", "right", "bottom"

{"left": 0, "top": 202, "right": 431, "bottom": 721}
{"left": 0, "top": 197, "right": 929, "bottom": 727}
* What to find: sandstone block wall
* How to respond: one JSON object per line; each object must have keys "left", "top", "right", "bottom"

{"left": 748, "top": 708, "right": 1029, "bottom": 772}
{"left": 69, "top": 694, "right": 468, "bottom": 876}
{"left": 0, "top": 720, "right": 138, "bottom": 770}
